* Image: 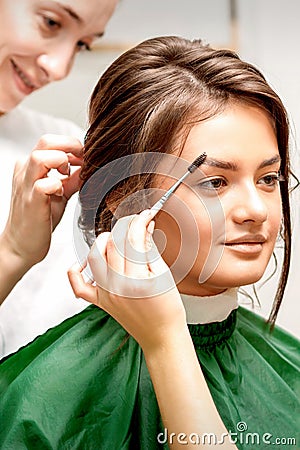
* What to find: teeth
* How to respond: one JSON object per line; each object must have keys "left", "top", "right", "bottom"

{"left": 12, "top": 61, "right": 35, "bottom": 89}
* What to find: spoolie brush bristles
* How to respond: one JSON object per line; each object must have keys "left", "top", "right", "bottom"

{"left": 187, "top": 152, "right": 207, "bottom": 173}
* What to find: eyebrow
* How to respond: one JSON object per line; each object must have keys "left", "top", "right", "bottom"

{"left": 65, "top": 6, "right": 81, "bottom": 22}
{"left": 54, "top": 3, "right": 105, "bottom": 38}
{"left": 58, "top": 4, "right": 83, "bottom": 24}
{"left": 258, "top": 155, "right": 281, "bottom": 169}
{"left": 202, "top": 154, "right": 281, "bottom": 171}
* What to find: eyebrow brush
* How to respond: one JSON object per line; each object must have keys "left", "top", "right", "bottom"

{"left": 150, "top": 152, "right": 207, "bottom": 215}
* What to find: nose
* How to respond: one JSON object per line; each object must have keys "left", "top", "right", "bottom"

{"left": 37, "top": 47, "right": 75, "bottom": 83}
{"left": 231, "top": 183, "right": 268, "bottom": 225}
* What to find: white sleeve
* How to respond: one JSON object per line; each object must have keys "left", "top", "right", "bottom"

{"left": 0, "top": 106, "right": 88, "bottom": 358}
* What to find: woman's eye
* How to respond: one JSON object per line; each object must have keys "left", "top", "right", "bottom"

{"left": 258, "top": 173, "right": 283, "bottom": 186}
{"left": 43, "top": 16, "right": 61, "bottom": 30}
{"left": 76, "top": 41, "right": 91, "bottom": 52}
{"left": 198, "top": 178, "right": 227, "bottom": 190}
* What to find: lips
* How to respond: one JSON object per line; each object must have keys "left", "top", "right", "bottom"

{"left": 10, "top": 59, "right": 40, "bottom": 94}
{"left": 224, "top": 235, "right": 266, "bottom": 255}
{"left": 225, "top": 235, "right": 266, "bottom": 245}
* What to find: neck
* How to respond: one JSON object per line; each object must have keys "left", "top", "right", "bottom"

{"left": 181, "top": 288, "right": 239, "bottom": 324}
{"left": 178, "top": 283, "right": 228, "bottom": 298}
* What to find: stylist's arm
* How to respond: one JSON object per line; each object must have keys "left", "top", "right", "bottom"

{"left": 0, "top": 134, "right": 83, "bottom": 303}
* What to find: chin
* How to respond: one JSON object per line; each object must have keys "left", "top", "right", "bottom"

{"left": 0, "top": 92, "right": 23, "bottom": 112}
{"left": 201, "top": 261, "right": 268, "bottom": 290}
{"left": 214, "top": 271, "right": 266, "bottom": 289}
{"left": 0, "top": 101, "right": 20, "bottom": 112}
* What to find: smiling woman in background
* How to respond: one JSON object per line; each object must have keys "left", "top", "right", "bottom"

{"left": 0, "top": 0, "right": 118, "bottom": 356}
{"left": 0, "top": 0, "right": 116, "bottom": 111}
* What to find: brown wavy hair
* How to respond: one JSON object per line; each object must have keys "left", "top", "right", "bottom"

{"left": 79, "top": 36, "right": 291, "bottom": 325}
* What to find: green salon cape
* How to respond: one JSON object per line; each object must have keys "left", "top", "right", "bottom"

{"left": 0, "top": 306, "right": 299, "bottom": 449}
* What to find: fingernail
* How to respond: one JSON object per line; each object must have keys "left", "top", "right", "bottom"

{"left": 140, "top": 209, "right": 152, "bottom": 218}
{"left": 147, "top": 220, "right": 155, "bottom": 235}
{"left": 56, "top": 186, "right": 64, "bottom": 197}
{"left": 59, "top": 161, "right": 71, "bottom": 176}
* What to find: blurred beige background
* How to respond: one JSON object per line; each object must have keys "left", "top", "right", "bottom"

{"left": 23, "top": 0, "right": 300, "bottom": 338}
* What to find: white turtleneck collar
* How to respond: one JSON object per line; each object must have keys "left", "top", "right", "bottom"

{"left": 180, "top": 288, "right": 239, "bottom": 325}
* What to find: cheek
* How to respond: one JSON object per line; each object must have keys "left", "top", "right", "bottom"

{"left": 267, "top": 193, "right": 282, "bottom": 238}
{"left": 154, "top": 192, "right": 225, "bottom": 283}
{"left": 193, "top": 197, "right": 226, "bottom": 283}
{"left": 269, "top": 207, "right": 282, "bottom": 250}
{"left": 0, "top": 7, "right": 39, "bottom": 53}
{"left": 154, "top": 194, "right": 202, "bottom": 274}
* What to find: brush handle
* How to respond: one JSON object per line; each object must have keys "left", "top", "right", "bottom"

{"left": 150, "top": 171, "right": 190, "bottom": 216}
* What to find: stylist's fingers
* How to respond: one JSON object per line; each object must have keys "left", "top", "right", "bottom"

{"left": 108, "top": 215, "right": 135, "bottom": 276}
{"left": 68, "top": 262, "right": 98, "bottom": 304}
{"left": 127, "top": 209, "right": 176, "bottom": 292}
{"left": 33, "top": 176, "right": 65, "bottom": 198}
{"left": 125, "top": 210, "right": 154, "bottom": 278}
{"left": 61, "top": 167, "right": 82, "bottom": 199}
{"left": 23, "top": 149, "right": 70, "bottom": 184}
{"left": 33, "top": 134, "right": 83, "bottom": 157}
{"left": 24, "top": 134, "right": 83, "bottom": 181}
{"left": 88, "top": 232, "right": 110, "bottom": 293}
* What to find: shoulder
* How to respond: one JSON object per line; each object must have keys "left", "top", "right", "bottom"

{"left": 237, "top": 306, "right": 300, "bottom": 366}
{"left": 18, "top": 106, "right": 84, "bottom": 140}
{"left": 0, "top": 106, "right": 84, "bottom": 151}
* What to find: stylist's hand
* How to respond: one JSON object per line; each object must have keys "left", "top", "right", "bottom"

{"left": 3, "top": 134, "right": 83, "bottom": 269}
{"left": 68, "top": 210, "right": 187, "bottom": 352}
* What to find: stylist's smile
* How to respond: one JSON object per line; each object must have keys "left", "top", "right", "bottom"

{"left": 10, "top": 59, "right": 39, "bottom": 95}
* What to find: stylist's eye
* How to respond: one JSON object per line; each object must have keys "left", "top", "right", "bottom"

{"left": 76, "top": 41, "right": 91, "bottom": 52}
{"left": 198, "top": 177, "right": 227, "bottom": 191}
{"left": 42, "top": 16, "right": 61, "bottom": 30}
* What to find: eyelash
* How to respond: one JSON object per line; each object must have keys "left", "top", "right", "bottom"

{"left": 76, "top": 41, "right": 91, "bottom": 52}
{"left": 197, "top": 172, "right": 284, "bottom": 191}
{"left": 258, "top": 173, "right": 285, "bottom": 186}
{"left": 42, "top": 15, "right": 61, "bottom": 30}
{"left": 198, "top": 178, "right": 226, "bottom": 190}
